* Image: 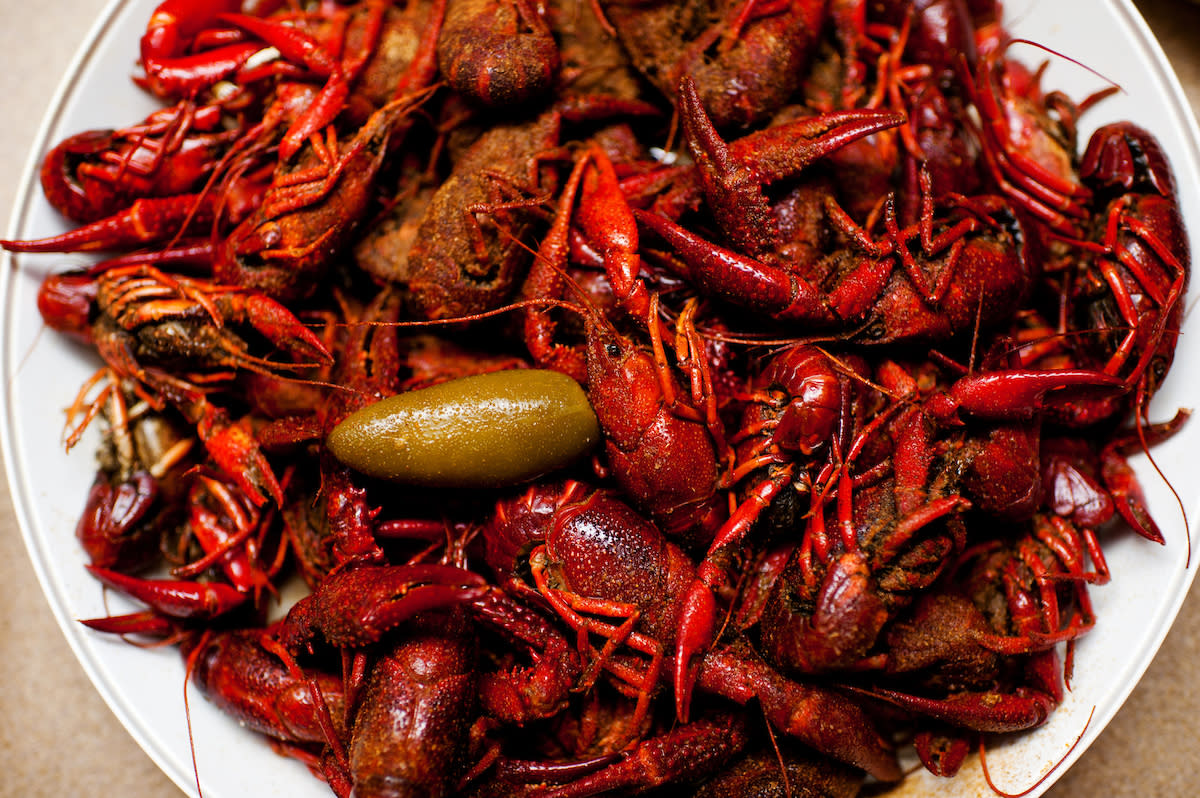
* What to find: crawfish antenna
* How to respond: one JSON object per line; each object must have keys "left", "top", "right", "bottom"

{"left": 979, "top": 705, "right": 1095, "bottom": 798}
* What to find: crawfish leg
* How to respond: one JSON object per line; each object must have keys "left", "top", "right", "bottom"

{"left": 534, "top": 713, "right": 748, "bottom": 798}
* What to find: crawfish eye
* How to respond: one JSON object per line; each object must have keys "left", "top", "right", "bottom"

{"left": 605, "top": 343, "right": 621, "bottom": 357}
{"left": 1150, "top": 356, "right": 1168, "bottom": 390}
{"left": 861, "top": 320, "right": 886, "bottom": 341}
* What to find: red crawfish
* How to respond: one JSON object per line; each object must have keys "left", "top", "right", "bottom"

{"left": 274, "top": 565, "right": 591, "bottom": 794}
{"left": 519, "top": 142, "right": 657, "bottom": 384}
{"left": 215, "top": 93, "right": 431, "bottom": 302}
{"left": 1067, "top": 123, "right": 1190, "bottom": 420}
{"left": 71, "top": 376, "right": 195, "bottom": 573}
{"left": 437, "top": 0, "right": 560, "bottom": 108}
{"left": 478, "top": 481, "right": 903, "bottom": 782}
{"left": 666, "top": 340, "right": 1120, "bottom": 695}
{"left": 37, "top": 263, "right": 331, "bottom": 507}
{"left": 77, "top": 473, "right": 290, "bottom": 631}
{"left": 36, "top": 99, "right": 237, "bottom": 225}
{"left": 671, "top": 345, "right": 874, "bottom": 705}
{"left": 957, "top": 39, "right": 1098, "bottom": 238}
{"left": 274, "top": 551, "right": 583, "bottom": 728}
{"left": 341, "top": 0, "right": 449, "bottom": 126}
{"left": 595, "top": 0, "right": 828, "bottom": 129}
{"left": 637, "top": 77, "right": 1042, "bottom": 345}
{"left": 135, "top": 0, "right": 267, "bottom": 102}
{"left": 1, "top": 182, "right": 264, "bottom": 256}
{"left": 581, "top": 300, "right": 730, "bottom": 550}
{"left": 717, "top": 357, "right": 1123, "bottom": 676}
{"left": 842, "top": 513, "right": 1107, "bottom": 776}
{"left": 1041, "top": 410, "right": 1190, "bottom": 545}
{"left": 140, "top": 0, "right": 393, "bottom": 160}
{"left": 181, "top": 624, "right": 348, "bottom": 754}
{"left": 388, "top": 110, "right": 563, "bottom": 320}
{"left": 970, "top": 123, "right": 1191, "bottom": 448}
{"left": 394, "top": 96, "right": 659, "bottom": 322}
{"left": 328, "top": 612, "right": 479, "bottom": 798}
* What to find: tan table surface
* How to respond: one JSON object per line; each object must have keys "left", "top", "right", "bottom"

{"left": 1, "top": 1, "right": 1198, "bottom": 796}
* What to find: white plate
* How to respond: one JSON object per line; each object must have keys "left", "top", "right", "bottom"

{"left": 2, "top": 1, "right": 1198, "bottom": 796}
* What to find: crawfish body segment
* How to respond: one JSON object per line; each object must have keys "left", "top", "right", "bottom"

{"left": 347, "top": 614, "right": 478, "bottom": 798}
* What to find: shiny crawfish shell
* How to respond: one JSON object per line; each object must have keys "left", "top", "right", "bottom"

{"left": 326, "top": 369, "right": 599, "bottom": 487}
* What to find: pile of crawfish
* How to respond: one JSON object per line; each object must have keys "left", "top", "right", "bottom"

{"left": 7, "top": 0, "right": 1193, "bottom": 795}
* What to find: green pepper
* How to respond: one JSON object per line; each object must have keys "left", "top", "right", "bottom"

{"left": 326, "top": 369, "right": 600, "bottom": 487}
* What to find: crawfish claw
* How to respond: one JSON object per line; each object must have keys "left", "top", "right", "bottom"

{"left": 244, "top": 293, "right": 333, "bottom": 366}
{"left": 280, "top": 564, "right": 488, "bottom": 651}
{"left": 673, "top": 578, "right": 718, "bottom": 722}
{"left": 927, "top": 369, "right": 1125, "bottom": 424}
{"left": 85, "top": 565, "right": 247, "bottom": 619}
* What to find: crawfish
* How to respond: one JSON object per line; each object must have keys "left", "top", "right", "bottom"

{"left": 77, "top": 471, "right": 290, "bottom": 630}
{"left": 71, "top": 375, "right": 195, "bottom": 572}
{"left": 136, "top": 0, "right": 269, "bottom": 102}
{"left": 385, "top": 111, "right": 560, "bottom": 319}
{"left": 334, "top": 0, "right": 448, "bottom": 127}
{"left": 845, "top": 521, "right": 1097, "bottom": 775}
{"left": 182, "top": 624, "right": 348, "bottom": 751}
{"left": 1067, "top": 123, "right": 1190, "bottom": 419}
{"left": 637, "top": 77, "right": 1041, "bottom": 344}
{"left": 396, "top": 95, "right": 659, "bottom": 321}
{"left": 581, "top": 299, "right": 730, "bottom": 550}
{"left": 438, "top": 0, "right": 560, "bottom": 108}
{"left": 1041, "top": 410, "right": 1190, "bottom": 545}
{"left": 333, "top": 611, "right": 479, "bottom": 798}
{"left": 595, "top": 0, "right": 828, "bottom": 129}
{"left": 670, "top": 344, "right": 876, "bottom": 697}
{"left": 38, "top": 99, "right": 237, "bottom": 224}
{"left": 39, "top": 264, "right": 330, "bottom": 507}
{"left": 211, "top": 0, "right": 432, "bottom": 161}
{"left": 215, "top": 95, "right": 427, "bottom": 301}
{"left": 745, "top": 354, "right": 1124, "bottom": 675}
{"left": 480, "top": 481, "right": 902, "bottom": 781}
{"left": 481, "top": 482, "right": 695, "bottom": 732}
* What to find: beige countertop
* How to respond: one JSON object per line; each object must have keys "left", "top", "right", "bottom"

{"left": 1, "top": 1, "right": 1198, "bottom": 795}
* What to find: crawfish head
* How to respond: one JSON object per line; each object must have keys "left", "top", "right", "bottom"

{"left": 598, "top": 0, "right": 827, "bottom": 129}
{"left": 404, "top": 111, "right": 561, "bottom": 319}
{"left": 216, "top": 100, "right": 407, "bottom": 302}
{"left": 584, "top": 320, "right": 723, "bottom": 544}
